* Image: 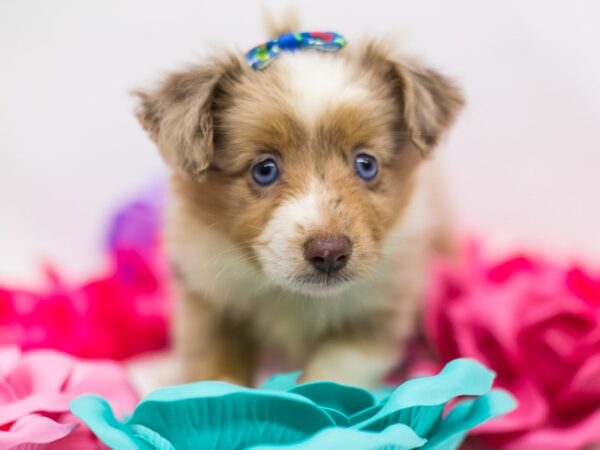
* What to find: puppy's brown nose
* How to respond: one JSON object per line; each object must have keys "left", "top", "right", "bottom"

{"left": 304, "top": 235, "right": 352, "bottom": 275}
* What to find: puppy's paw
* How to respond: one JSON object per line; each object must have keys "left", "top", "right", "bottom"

{"left": 301, "top": 342, "right": 396, "bottom": 389}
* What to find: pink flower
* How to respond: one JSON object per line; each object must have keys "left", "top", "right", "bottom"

{"left": 419, "top": 243, "right": 600, "bottom": 450}
{"left": 0, "top": 346, "right": 138, "bottom": 449}
{"left": 0, "top": 185, "right": 171, "bottom": 360}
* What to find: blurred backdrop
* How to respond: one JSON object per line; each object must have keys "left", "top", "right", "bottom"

{"left": 2, "top": 0, "right": 600, "bottom": 284}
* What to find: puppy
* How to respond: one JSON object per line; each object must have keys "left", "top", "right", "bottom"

{"left": 135, "top": 16, "right": 463, "bottom": 388}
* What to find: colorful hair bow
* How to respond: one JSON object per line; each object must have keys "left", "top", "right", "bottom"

{"left": 246, "top": 31, "right": 347, "bottom": 70}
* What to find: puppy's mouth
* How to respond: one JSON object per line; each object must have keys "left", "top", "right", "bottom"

{"left": 296, "top": 270, "right": 353, "bottom": 287}
{"left": 288, "top": 269, "right": 356, "bottom": 297}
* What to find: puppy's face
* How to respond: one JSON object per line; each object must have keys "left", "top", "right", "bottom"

{"left": 137, "top": 42, "right": 463, "bottom": 297}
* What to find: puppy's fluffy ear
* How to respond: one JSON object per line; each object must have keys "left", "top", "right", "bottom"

{"left": 360, "top": 42, "right": 465, "bottom": 155}
{"left": 135, "top": 54, "right": 243, "bottom": 178}
{"left": 399, "top": 62, "right": 465, "bottom": 154}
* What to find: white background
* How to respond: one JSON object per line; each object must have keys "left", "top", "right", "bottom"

{"left": 1, "top": 0, "right": 600, "bottom": 285}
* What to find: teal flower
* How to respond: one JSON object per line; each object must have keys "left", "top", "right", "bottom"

{"left": 70, "top": 358, "right": 515, "bottom": 450}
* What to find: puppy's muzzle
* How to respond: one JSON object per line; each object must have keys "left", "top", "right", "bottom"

{"left": 304, "top": 235, "right": 352, "bottom": 275}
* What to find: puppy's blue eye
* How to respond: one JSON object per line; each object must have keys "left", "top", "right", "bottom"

{"left": 252, "top": 159, "right": 279, "bottom": 186}
{"left": 354, "top": 153, "right": 378, "bottom": 181}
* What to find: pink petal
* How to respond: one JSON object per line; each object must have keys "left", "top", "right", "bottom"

{"left": 476, "top": 377, "right": 548, "bottom": 434}
{"left": 0, "top": 393, "right": 71, "bottom": 426}
{"left": 67, "top": 360, "right": 138, "bottom": 417}
{"left": 47, "top": 417, "right": 106, "bottom": 450}
{"left": 0, "top": 346, "right": 21, "bottom": 377}
{"left": 0, "top": 381, "right": 17, "bottom": 405}
{"left": 502, "top": 407, "right": 600, "bottom": 450}
{"left": 487, "top": 255, "right": 535, "bottom": 283}
{"left": 555, "top": 352, "right": 600, "bottom": 414}
{"left": 6, "top": 350, "right": 74, "bottom": 398}
{"left": 566, "top": 267, "right": 600, "bottom": 307}
{"left": 0, "top": 414, "right": 77, "bottom": 447}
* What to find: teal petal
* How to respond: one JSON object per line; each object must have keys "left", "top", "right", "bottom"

{"left": 134, "top": 382, "right": 337, "bottom": 449}
{"left": 354, "top": 359, "right": 495, "bottom": 435}
{"left": 319, "top": 406, "right": 351, "bottom": 426}
{"left": 261, "top": 371, "right": 302, "bottom": 391}
{"left": 349, "top": 404, "right": 383, "bottom": 426}
{"left": 263, "top": 376, "right": 375, "bottom": 426}
{"left": 70, "top": 395, "right": 151, "bottom": 450}
{"left": 371, "top": 386, "right": 395, "bottom": 403}
{"left": 73, "top": 382, "right": 336, "bottom": 450}
{"left": 366, "top": 405, "right": 445, "bottom": 438}
{"left": 130, "top": 424, "right": 176, "bottom": 450}
{"left": 289, "top": 382, "right": 375, "bottom": 417}
{"left": 422, "top": 389, "right": 517, "bottom": 450}
{"left": 248, "top": 423, "right": 427, "bottom": 450}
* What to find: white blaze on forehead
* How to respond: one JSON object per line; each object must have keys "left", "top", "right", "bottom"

{"left": 274, "top": 184, "right": 322, "bottom": 229}
{"left": 279, "top": 52, "right": 370, "bottom": 121}
{"left": 256, "top": 179, "right": 329, "bottom": 283}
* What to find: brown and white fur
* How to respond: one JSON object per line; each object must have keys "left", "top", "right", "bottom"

{"left": 135, "top": 17, "right": 463, "bottom": 388}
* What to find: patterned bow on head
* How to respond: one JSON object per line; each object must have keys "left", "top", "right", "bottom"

{"left": 246, "top": 31, "right": 347, "bottom": 70}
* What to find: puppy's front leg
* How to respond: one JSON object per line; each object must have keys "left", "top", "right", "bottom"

{"left": 174, "top": 289, "right": 259, "bottom": 386}
{"left": 301, "top": 336, "right": 398, "bottom": 389}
